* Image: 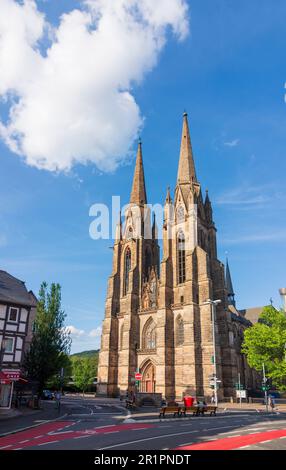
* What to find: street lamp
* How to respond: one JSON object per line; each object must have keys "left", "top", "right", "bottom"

{"left": 205, "top": 299, "right": 221, "bottom": 406}
{"left": 279, "top": 288, "right": 286, "bottom": 313}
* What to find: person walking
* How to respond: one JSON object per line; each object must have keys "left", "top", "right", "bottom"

{"left": 55, "top": 390, "right": 61, "bottom": 413}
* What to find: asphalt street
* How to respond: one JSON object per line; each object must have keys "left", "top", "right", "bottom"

{"left": 1, "top": 396, "right": 286, "bottom": 451}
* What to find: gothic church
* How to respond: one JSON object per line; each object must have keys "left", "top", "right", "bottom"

{"left": 97, "top": 113, "right": 257, "bottom": 400}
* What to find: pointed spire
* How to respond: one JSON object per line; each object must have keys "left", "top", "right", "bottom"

{"left": 205, "top": 189, "right": 210, "bottom": 204}
{"left": 225, "top": 258, "right": 236, "bottom": 307}
{"left": 177, "top": 112, "right": 197, "bottom": 184}
{"left": 165, "top": 186, "right": 172, "bottom": 204}
{"left": 130, "top": 139, "right": 147, "bottom": 206}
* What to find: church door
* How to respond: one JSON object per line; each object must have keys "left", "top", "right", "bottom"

{"left": 142, "top": 362, "right": 156, "bottom": 393}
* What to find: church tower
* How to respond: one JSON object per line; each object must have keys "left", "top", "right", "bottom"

{"left": 97, "top": 113, "right": 244, "bottom": 400}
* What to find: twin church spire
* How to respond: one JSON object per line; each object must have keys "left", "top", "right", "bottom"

{"left": 129, "top": 112, "right": 198, "bottom": 206}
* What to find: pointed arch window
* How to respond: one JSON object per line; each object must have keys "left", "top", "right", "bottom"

{"left": 120, "top": 323, "right": 124, "bottom": 350}
{"left": 176, "top": 316, "right": 184, "bottom": 346}
{"left": 143, "top": 319, "right": 156, "bottom": 350}
{"left": 123, "top": 247, "right": 131, "bottom": 295}
{"left": 177, "top": 230, "right": 186, "bottom": 284}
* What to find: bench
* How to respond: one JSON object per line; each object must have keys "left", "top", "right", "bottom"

{"left": 182, "top": 405, "right": 217, "bottom": 417}
{"left": 125, "top": 400, "right": 136, "bottom": 410}
{"left": 159, "top": 406, "right": 182, "bottom": 418}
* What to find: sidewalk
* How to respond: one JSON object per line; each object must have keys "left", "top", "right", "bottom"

{"left": 0, "top": 400, "right": 67, "bottom": 437}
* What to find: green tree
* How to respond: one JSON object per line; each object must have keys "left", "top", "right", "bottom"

{"left": 23, "top": 282, "right": 71, "bottom": 394}
{"left": 242, "top": 305, "right": 286, "bottom": 389}
{"left": 72, "top": 357, "right": 96, "bottom": 394}
{"left": 46, "top": 353, "right": 73, "bottom": 390}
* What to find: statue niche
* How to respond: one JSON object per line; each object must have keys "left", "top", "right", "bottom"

{"left": 142, "top": 267, "right": 158, "bottom": 310}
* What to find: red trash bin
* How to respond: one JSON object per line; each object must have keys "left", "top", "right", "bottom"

{"left": 184, "top": 396, "right": 194, "bottom": 407}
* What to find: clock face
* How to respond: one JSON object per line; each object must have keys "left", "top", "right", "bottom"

{"left": 177, "top": 205, "right": 184, "bottom": 223}
{"left": 126, "top": 226, "right": 133, "bottom": 239}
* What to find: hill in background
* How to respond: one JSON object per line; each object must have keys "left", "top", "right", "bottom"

{"left": 71, "top": 349, "right": 99, "bottom": 359}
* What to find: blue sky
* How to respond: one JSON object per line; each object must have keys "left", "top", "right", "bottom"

{"left": 0, "top": 0, "right": 286, "bottom": 353}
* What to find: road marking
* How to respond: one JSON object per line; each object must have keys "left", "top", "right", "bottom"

{"left": 228, "top": 435, "right": 241, "bottom": 438}
{"left": 19, "top": 440, "right": 30, "bottom": 443}
{"left": 104, "top": 431, "right": 119, "bottom": 434}
{"left": 98, "top": 426, "right": 232, "bottom": 450}
{"left": 38, "top": 440, "right": 59, "bottom": 446}
{"left": 74, "top": 436, "right": 90, "bottom": 439}
{"left": 260, "top": 440, "right": 273, "bottom": 444}
{"left": 0, "top": 445, "right": 12, "bottom": 449}
{"left": 279, "top": 436, "right": 286, "bottom": 439}
{"left": 239, "top": 445, "right": 251, "bottom": 449}
{"left": 34, "top": 435, "right": 44, "bottom": 439}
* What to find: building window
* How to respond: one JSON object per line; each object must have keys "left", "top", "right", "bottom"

{"left": 123, "top": 247, "right": 131, "bottom": 295}
{"left": 177, "top": 231, "right": 186, "bottom": 284}
{"left": 120, "top": 323, "right": 124, "bottom": 350}
{"left": 8, "top": 307, "right": 19, "bottom": 323}
{"left": 144, "top": 247, "right": 152, "bottom": 279}
{"left": 177, "top": 205, "right": 184, "bottom": 223}
{"left": 176, "top": 317, "right": 184, "bottom": 346}
{"left": 3, "top": 337, "right": 15, "bottom": 353}
{"left": 143, "top": 319, "right": 156, "bottom": 350}
{"left": 127, "top": 226, "right": 133, "bottom": 239}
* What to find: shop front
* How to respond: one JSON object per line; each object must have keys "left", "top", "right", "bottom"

{"left": 0, "top": 369, "right": 20, "bottom": 409}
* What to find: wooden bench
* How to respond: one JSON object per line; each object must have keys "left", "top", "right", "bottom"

{"left": 159, "top": 406, "right": 182, "bottom": 418}
{"left": 182, "top": 405, "right": 217, "bottom": 417}
{"left": 125, "top": 400, "right": 136, "bottom": 410}
{"left": 205, "top": 405, "right": 217, "bottom": 416}
{"left": 182, "top": 406, "right": 200, "bottom": 417}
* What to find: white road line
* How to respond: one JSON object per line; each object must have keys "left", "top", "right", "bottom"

{"left": 279, "top": 436, "right": 286, "bottom": 439}
{"left": 34, "top": 435, "right": 44, "bottom": 439}
{"left": 179, "top": 442, "right": 193, "bottom": 446}
{"left": 104, "top": 431, "right": 119, "bottom": 434}
{"left": 227, "top": 435, "right": 241, "bottom": 438}
{"left": 260, "top": 440, "right": 273, "bottom": 444}
{"left": 74, "top": 436, "right": 90, "bottom": 439}
{"left": 239, "top": 445, "right": 251, "bottom": 449}
{"left": 14, "top": 448, "right": 23, "bottom": 450}
{"left": 19, "top": 439, "right": 30, "bottom": 443}
{"left": 99, "top": 426, "right": 233, "bottom": 450}
{"left": 0, "top": 445, "right": 12, "bottom": 449}
{"left": 38, "top": 440, "right": 59, "bottom": 446}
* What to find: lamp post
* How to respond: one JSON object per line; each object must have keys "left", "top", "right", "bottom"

{"left": 206, "top": 299, "right": 221, "bottom": 406}
{"left": 279, "top": 288, "right": 286, "bottom": 313}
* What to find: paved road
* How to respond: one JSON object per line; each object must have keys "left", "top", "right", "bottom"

{"left": 1, "top": 396, "right": 286, "bottom": 450}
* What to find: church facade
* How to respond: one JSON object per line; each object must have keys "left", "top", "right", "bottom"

{"left": 97, "top": 113, "right": 257, "bottom": 400}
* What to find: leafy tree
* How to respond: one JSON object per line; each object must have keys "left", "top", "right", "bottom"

{"left": 71, "top": 357, "right": 96, "bottom": 394}
{"left": 23, "top": 282, "right": 71, "bottom": 394}
{"left": 242, "top": 305, "right": 286, "bottom": 389}
{"left": 46, "top": 353, "right": 73, "bottom": 390}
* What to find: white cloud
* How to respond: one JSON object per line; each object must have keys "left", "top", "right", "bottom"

{"left": 0, "top": 0, "right": 189, "bottom": 172}
{"left": 223, "top": 139, "right": 240, "bottom": 147}
{"left": 89, "top": 326, "right": 102, "bottom": 337}
{"left": 66, "top": 324, "right": 102, "bottom": 353}
{"left": 66, "top": 325, "right": 85, "bottom": 337}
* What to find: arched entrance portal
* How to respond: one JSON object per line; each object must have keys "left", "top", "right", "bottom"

{"left": 141, "top": 361, "right": 156, "bottom": 393}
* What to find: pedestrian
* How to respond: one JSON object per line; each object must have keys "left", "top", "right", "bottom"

{"left": 211, "top": 394, "right": 215, "bottom": 404}
{"left": 55, "top": 390, "right": 61, "bottom": 412}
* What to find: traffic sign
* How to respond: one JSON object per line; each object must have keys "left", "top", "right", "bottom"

{"left": 135, "top": 373, "right": 142, "bottom": 381}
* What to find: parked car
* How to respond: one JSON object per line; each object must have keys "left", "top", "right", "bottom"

{"left": 41, "top": 390, "right": 54, "bottom": 400}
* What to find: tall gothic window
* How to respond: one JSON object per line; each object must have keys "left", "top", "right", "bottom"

{"left": 176, "top": 316, "right": 184, "bottom": 346}
{"left": 143, "top": 318, "right": 156, "bottom": 350}
{"left": 144, "top": 247, "right": 152, "bottom": 279}
{"left": 120, "top": 323, "right": 124, "bottom": 350}
{"left": 177, "top": 230, "right": 186, "bottom": 284}
{"left": 123, "top": 247, "right": 131, "bottom": 295}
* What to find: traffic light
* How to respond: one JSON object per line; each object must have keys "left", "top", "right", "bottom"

{"left": 262, "top": 378, "right": 270, "bottom": 391}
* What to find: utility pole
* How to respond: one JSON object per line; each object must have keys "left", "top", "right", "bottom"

{"left": 238, "top": 372, "right": 242, "bottom": 407}
{"left": 206, "top": 299, "right": 221, "bottom": 407}
{"left": 262, "top": 363, "right": 268, "bottom": 413}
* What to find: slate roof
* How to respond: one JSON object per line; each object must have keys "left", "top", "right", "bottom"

{"left": 0, "top": 270, "right": 37, "bottom": 307}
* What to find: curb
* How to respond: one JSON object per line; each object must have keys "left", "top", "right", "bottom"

{"left": 0, "top": 412, "right": 68, "bottom": 438}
